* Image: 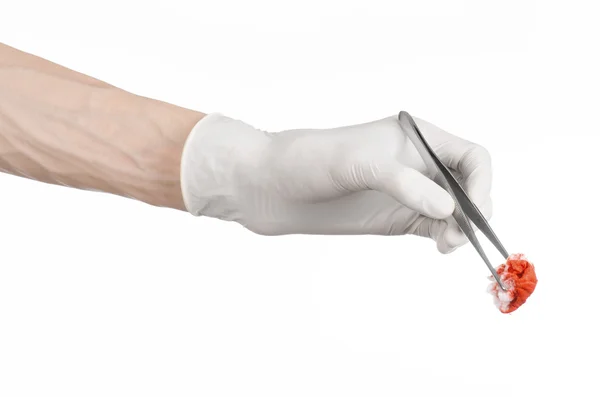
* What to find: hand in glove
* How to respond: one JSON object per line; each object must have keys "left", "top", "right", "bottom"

{"left": 181, "top": 113, "right": 492, "bottom": 253}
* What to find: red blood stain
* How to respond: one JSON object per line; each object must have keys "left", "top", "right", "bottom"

{"left": 488, "top": 253, "right": 537, "bottom": 313}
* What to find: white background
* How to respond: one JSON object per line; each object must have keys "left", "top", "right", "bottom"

{"left": 1, "top": 1, "right": 598, "bottom": 396}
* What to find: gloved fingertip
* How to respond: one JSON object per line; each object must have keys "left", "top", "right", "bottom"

{"left": 441, "top": 246, "right": 458, "bottom": 255}
{"left": 422, "top": 189, "right": 455, "bottom": 220}
{"left": 437, "top": 237, "right": 457, "bottom": 254}
{"left": 435, "top": 224, "right": 467, "bottom": 254}
{"left": 481, "top": 198, "right": 493, "bottom": 220}
{"left": 444, "top": 225, "right": 468, "bottom": 248}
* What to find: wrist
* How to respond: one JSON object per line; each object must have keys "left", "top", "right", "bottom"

{"left": 127, "top": 93, "right": 205, "bottom": 210}
{"left": 180, "top": 113, "right": 272, "bottom": 221}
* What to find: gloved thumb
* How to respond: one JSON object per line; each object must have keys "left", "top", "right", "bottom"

{"left": 365, "top": 162, "right": 455, "bottom": 219}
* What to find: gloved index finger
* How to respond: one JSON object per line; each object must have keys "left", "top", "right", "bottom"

{"left": 414, "top": 117, "right": 493, "bottom": 208}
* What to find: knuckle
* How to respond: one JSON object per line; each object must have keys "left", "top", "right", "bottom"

{"left": 367, "top": 205, "right": 410, "bottom": 236}
{"left": 470, "top": 144, "right": 492, "bottom": 165}
{"left": 458, "top": 143, "right": 492, "bottom": 174}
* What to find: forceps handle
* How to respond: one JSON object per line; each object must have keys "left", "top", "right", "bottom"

{"left": 397, "top": 111, "right": 508, "bottom": 290}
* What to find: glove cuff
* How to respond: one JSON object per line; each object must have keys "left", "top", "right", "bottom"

{"left": 180, "top": 113, "right": 271, "bottom": 220}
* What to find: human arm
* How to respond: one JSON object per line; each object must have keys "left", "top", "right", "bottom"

{"left": 0, "top": 42, "right": 204, "bottom": 210}
{"left": 0, "top": 43, "right": 493, "bottom": 253}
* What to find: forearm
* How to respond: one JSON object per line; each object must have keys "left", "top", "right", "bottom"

{"left": 0, "top": 43, "right": 204, "bottom": 210}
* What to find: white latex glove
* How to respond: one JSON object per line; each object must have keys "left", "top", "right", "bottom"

{"left": 181, "top": 113, "right": 493, "bottom": 253}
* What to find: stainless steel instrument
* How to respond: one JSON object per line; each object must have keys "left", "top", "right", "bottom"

{"left": 397, "top": 111, "right": 508, "bottom": 291}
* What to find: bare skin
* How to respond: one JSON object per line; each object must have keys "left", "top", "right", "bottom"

{"left": 0, "top": 42, "right": 205, "bottom": 210}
